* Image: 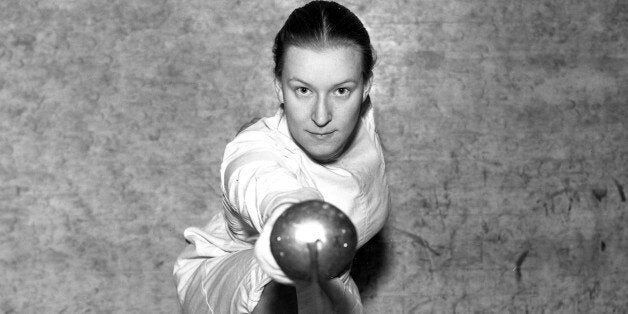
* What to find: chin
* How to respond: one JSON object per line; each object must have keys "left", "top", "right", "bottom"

{"left": 304, "top": 147, "right": 342, "bottom": 164}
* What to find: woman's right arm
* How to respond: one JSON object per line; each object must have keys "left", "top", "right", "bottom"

{"left": 221, "top": 144, "right": 323, "bottom": 283}
{"left": 222, "top": 154, "right": 322, "bottom": 234}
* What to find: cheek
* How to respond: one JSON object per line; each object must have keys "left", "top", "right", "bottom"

{"left": 286, "top": 94, "right": 318, "bottom": 117}
{"left": 338, "top": 99, "right": 362, "bottom": 124}
{"left": 284, "top": 102, "right": 311, "bottom": 130}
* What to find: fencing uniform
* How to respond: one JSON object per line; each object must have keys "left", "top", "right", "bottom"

{"left": 173, "top": 105, "right": 389, "bottom": 313}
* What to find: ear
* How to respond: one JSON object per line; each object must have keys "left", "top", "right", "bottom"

{"left": 362, "top": 75, "right": 373, "bottom": 102}
{"left": 273, "top": 77, "right": 284, "bottom": 104}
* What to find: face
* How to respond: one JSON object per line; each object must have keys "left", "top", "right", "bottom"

{"left": 274, "top": 46, "right": 372, "bottom": 163}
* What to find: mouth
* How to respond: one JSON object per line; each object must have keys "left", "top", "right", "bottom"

{"left": 307, "top": 130, "right": 335, "bottom": 139}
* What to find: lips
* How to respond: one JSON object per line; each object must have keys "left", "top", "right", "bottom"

{"left": 307, "top": 130, "right": 335, "bottom": 139}
{"left": 309, "top": 131, "right": 334, "bottom": 135}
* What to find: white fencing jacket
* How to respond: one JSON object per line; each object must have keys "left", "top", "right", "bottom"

{"left": 173, "top": 105, "right": 390, "bottom": 313}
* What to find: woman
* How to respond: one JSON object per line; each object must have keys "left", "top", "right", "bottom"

{"left": 173, "top": 1, "right": 389, "bottom": 312}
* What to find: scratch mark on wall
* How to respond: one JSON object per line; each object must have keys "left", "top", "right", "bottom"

{"left": 592, "top": 188, "right": 607, "bottom": 202}
{"left": 393, "top": 226, "right": 441, "bottom": 256}
{"left": 514, "top": 250, "right": 529, "bottom": 282}
{"left": 613, "top": 179, "right": 626, "bottom": 202}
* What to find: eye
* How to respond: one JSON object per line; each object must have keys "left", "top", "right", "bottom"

{"left": 335, "top": 87, "right": 351, "bottom": 96}
{"left": 295, "top": 87, "right": 311, "bottom": 96}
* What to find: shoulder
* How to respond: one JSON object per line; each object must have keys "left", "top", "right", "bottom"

{"left": 221, "top": 111, "right": 299, "bottom": 179}
{"left": 224, "top": 111, "right": 291, "bottom": 159}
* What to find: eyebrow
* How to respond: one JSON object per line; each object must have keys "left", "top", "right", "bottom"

{"left": 287, "top": 77, "right": 358, "bottom": 87}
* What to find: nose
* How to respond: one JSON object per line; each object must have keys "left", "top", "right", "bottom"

{"left": 311, "top": 95, "right": 332, "bottom": 127}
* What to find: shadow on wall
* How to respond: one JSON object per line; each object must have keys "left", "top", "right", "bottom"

{"left": 351, "top": 231, "right": 389, "bottom": 296}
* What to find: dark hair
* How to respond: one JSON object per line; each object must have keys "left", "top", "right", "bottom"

{"left": 272, "top": 1, "right": 376, "bottom": 82}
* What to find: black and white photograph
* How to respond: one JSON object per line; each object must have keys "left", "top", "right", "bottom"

{"left": 1, "top": 0, "right": 626, "bottom": 312}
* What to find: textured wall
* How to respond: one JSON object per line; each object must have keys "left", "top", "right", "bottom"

{"left": 1, "top": 0, "right": 626, "bottom": 313}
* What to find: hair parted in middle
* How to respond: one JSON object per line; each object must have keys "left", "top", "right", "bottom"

{"left": 272, "top": 1, "right": 376, "bottom": 83}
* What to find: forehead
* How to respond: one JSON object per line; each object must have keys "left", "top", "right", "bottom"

{"left": 282, "top": 46, "right": 362, "bottom": 84}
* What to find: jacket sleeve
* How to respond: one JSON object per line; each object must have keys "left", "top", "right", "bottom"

{"left": 221, "top": 144, "right": 323, "bottom": 284}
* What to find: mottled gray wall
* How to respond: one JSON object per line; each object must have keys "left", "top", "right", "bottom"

{"left": 1, "top": 0, "right": 626, "bottom": 313}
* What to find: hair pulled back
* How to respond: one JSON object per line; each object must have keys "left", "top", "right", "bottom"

{"left": 273, "top": 1, "right": 376, "bottom": 82}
